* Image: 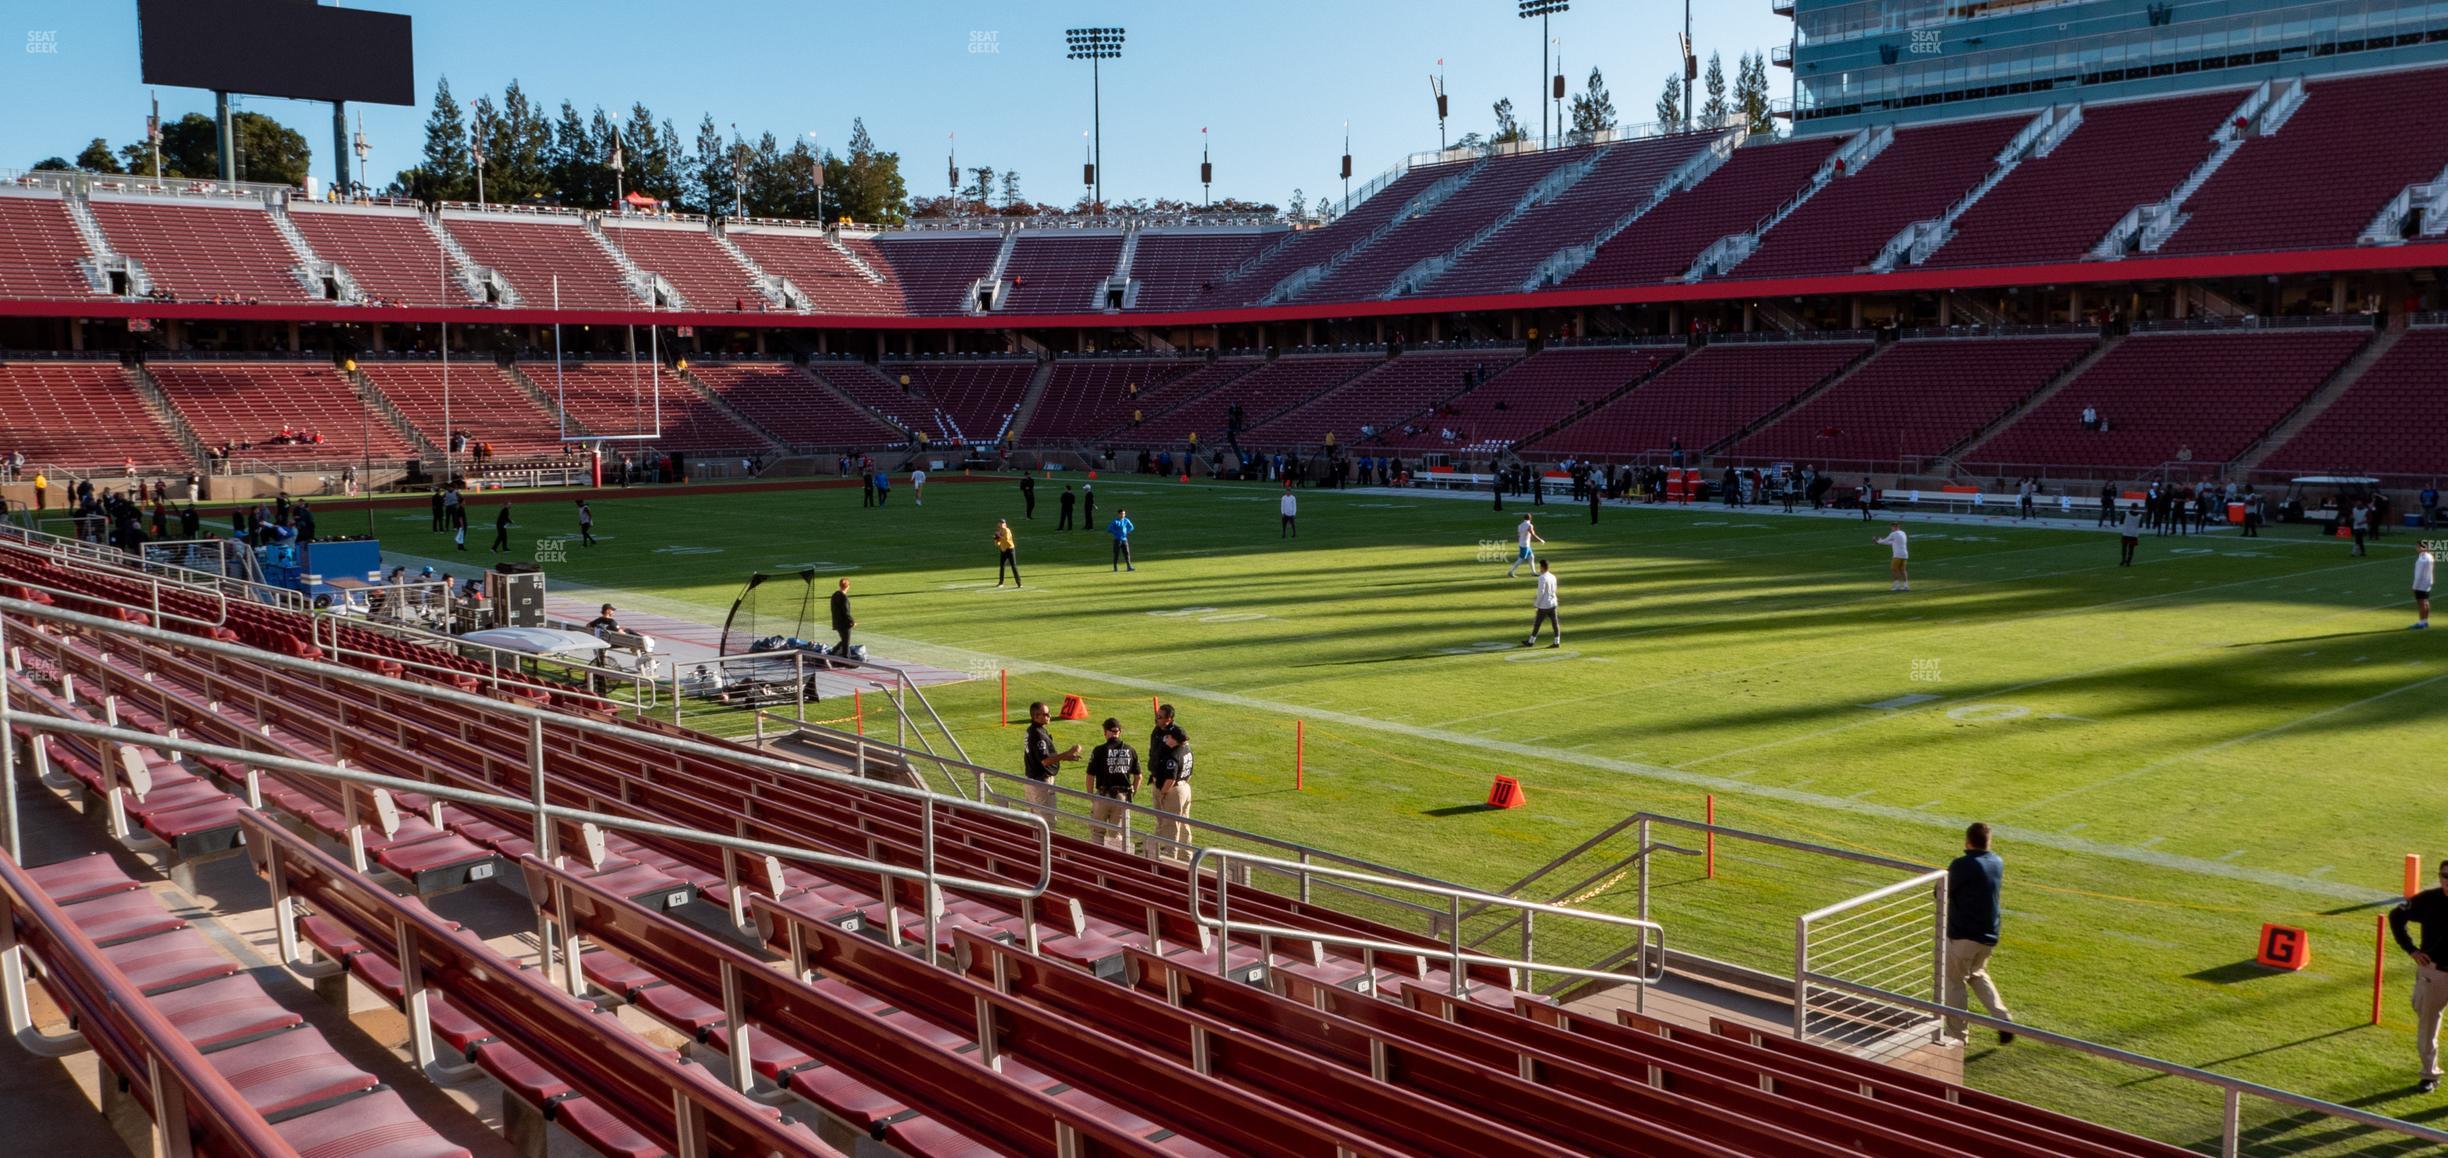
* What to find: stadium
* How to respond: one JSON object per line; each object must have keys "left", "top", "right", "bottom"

{"left": 2, "top": 0, "right": 2447, "bottom": 1154}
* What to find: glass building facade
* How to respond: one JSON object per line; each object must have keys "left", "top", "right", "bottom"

{"left": 1783, "top": 0, "right": 2448, "bottom": 133}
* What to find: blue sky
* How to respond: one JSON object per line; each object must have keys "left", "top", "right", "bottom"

{"left": 4, "top": 1, "right": 1793, "bottom": 207}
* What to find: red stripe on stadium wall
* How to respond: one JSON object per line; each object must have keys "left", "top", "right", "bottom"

{"left": 10, "top": 241, "right": 2446, "bottom": 330}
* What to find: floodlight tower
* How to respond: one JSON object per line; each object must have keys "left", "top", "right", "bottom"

{"left": 1517, "top": 0, "right": 1569, "bottom": 149}
{"left": 1065, "top": 26, "right": 1125, "bottom": 211}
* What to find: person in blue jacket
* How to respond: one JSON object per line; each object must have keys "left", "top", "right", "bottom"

{"left": 1109, "top": 509, "right": 1136, "bottom": 572}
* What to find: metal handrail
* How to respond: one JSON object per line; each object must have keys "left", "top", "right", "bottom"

{"left": 1805, "top": 976, "right": 2448, "bottom": 1158}
{"left": 1794, "top": 869, "right": 1948, "bottom": 1044}
{"left": 0, "top": 597, "right": 1053, "bottom": 897}
{"left": 0, "top": 854, "right": 301, "bottom": 1157}
{"left": 1186, "top": 847, "right": 1666, "bottom": 997}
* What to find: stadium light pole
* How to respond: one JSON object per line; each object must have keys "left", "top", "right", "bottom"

{"left": 351, "top": 114, "right": 369, "bottom": 201}
{"left": 1065, "top": 26, "right": 1125, "bottom": 212}
{"left": 1518, "top": 0, "right": 1569, "bottom": 150}
{"left": 730, "top": 123, "right": 746, "bottom": 219}
{"left": 806, "top": 132, "right": 826, "bottom": 223}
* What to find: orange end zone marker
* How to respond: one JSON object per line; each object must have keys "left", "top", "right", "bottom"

{"left": 2409, "top": 854, "right": 2423, "bottom": 899}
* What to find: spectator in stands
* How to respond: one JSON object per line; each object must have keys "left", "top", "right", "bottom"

{"left": 577, "top": 500, "right": 596, "bottom": 547}
{"left": 1085, "top": 718, "right": 1142, "bottom": 851}
{"left": 830, "top": 578, "right": 855, "bottom": 656}
{"left": 1, "top": 449, "right": 18, "bottom": 482}
{"left": 2081, "top": 404, "right": 2098, "bottom": 431}
{"left": 1021, "top": 702, "right": 1081, "bottom": 817}
{"left": 490, "top": 502, "right": 514, "bottom": 554}
{"left": 2389, "top": 859, "right": 2448, "bottom": 1090}
{"left": 1944, "top": 823, "right": 2017, "bottom": 1045}
{"left": 1668, "top": 437, "right": 1684, "bottom": 468}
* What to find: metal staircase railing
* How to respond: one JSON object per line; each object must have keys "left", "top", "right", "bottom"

{"left": 1874, "top": 104, "right": 2079, "bottom": 273}
{"left": 1684, "top": 124, "right": 1889, "bottom": 283}
{"left": 121, "top": 364, "right": 207, "bottom": 470}
{"left": 342, "top": 367, "right": 438, "bottom": 456}
{"left": 1390, "top": 144, "right": 1612, "bottom": 298}
{"left": 1528, "top": 127, "right": 1745, "bottom": 292}
{"left": 424, "top": 213, "right": 514, "bottom": 305}
{"left": 63, "top": 196, "right": 149, "bottom": 297}
{"left": 2093, "top": 79, "right": 2282, "bottom": 259}
{"left": 587, "top": 218, "right": 684, "bottom": 309}
{"left": 708, "top": 221, "right": 799, "bottom": 309}
{"left": 968, "top": 229, "right": 1019, "bottom": 314}
{"left": 1258, "top": 155, "right": 1493, "bottom": 306}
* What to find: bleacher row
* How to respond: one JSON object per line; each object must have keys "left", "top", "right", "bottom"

{"left": 0, "top": 542, "right": 2186, "bottom": 1155}
{"left": 6, "top": 321, "right": 2441, "bottom": 478}
{"left": 10, "top": 62, "right": 2448, "bottom": 319}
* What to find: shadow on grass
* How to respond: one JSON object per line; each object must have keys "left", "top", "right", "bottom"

{"left": 2224, "top": 630, "right": 2406, "bottom": 648}
{"left": 1422, "top": 804, "right": 1501, "bottom": 817}
{"left": 2186, "top": 959, "right": 2301, "bottom": 985}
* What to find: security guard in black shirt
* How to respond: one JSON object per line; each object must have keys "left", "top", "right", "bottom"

{"left": 2393, "top": 863, "right": 2448, "bottom": 1090}
{"left": 1058, "top": 485, "right": 1076, "bottom": 531}
{"left": 1084, "top": 717, "right": 1139, "bottom": 851}
{"left": 1020, "top": 474, "right": 1037, "bottom": 519}
{"left": 1021, "top": 701, "right": 1080, "bottom": 817}
{"left": 1148, "top": 715, "right": 1194, "bottom": 863}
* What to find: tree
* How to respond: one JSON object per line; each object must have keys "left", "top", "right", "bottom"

{"left": 743, "top": 131, "right": 791, "bottom": 217}
{"left": 1736, "top": 52, "right": 1776, "bottom": 137}
{"left": 31, "top": 157, "right": 72, "bottom": 172}
{"left": 414, "top": 76, "right": 471, "bottom": 201}
{"left": 691, "top": 114, "right": 729, "bottom": 215}
{"left": 998, "top": 169, "right": 1025, "bottom": 213}
{"left": 1569, "top": 67, "right": 1616, "bottom": 140}
{"left": 959, "top": 164, "right": 998, "bottom": 212}
{"left": 833, "top": 118, "right": 908, "bottom": 225}
{"left": 1656, "top": 72, "right": 1683, "bottom": 128}
{"left": 75, "top": 138, "right": 122, "bottom": 174}
{"left": 1491, "top": 98, "right": 1527, "bottom": 146}
{"left": 1286, "top": 187, "right": 1306, "bottom": 223}
{"left": 1700, "top": 52, "right": 1730, "bottom": 128}
{"left": 104, "top": 111, "right": 309, "bottom": 185}
{"left": 547, "top": 100, "right": 597, "bottom": 207}
{"left": 494, "top": 80, "right": 550, "bottom": 202}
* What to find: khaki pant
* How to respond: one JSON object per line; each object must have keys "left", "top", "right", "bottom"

{"left": 2416, "top": 964, "right": 2448, "bottom": 1079}
{"left": 1023, "top": 778, "right": 1056, "bottom": 819}
{"left": 1943, "top": 938, "right": 2012, "bottom": 1037}
{"left": 1088, "top": 792, "right": 1130, "bottom": 850}
{"left": 1152, "top": 780, "right": 1193, "bottom": 861}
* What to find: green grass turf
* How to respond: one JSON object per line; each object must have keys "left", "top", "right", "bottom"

{"left": 425, "top": 475, "right": 2448, "bottom": 1151}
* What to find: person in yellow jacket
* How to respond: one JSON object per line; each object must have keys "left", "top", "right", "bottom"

{"left": 993, "top": 518, "right": 1022, "bottom": 588}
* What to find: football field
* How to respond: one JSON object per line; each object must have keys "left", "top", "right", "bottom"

{"left": 452, "top": 474, "right": 2447, "bottom": 1145}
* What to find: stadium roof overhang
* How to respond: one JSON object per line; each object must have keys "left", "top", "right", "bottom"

{"left": 10, "top": 240, "right": 2445, "bottom": 330}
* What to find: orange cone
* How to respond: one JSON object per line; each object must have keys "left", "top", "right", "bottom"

{"left": 1058, "top": 694, "right": 1091, "bottom": 721}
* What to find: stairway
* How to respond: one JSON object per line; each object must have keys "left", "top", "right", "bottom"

{"left": 1937, "top": 333, "right": 2120, "bottom": 467}
{"left": 1391, "top": 145, "right": 1613, "bottom": 298}
{"left": 424, "top": 214, "right": 514, "bottom": 305}
{"left": 998, "top": 361, "right": 1060, "bottom": 444}
{"left": 1513, "top": 348, "right": 1692, "bottom": 453}
{"left": 121, "top": 364, "right": 208, "bottom": 470}
{"left": 2091, "top": 80, "right": 2287, "bottom": 259}
{"left": 1530, "top": 127, "right": 1745, "bottom": 291}
{"left": 1709, "top": 343, "right": 1882, "bottom": 454}
{"left": 586, "top": 219, "right": 682, "bottom": 308}
{"left": 1085, "top": 359, "right": 1264, "bottom": 442}
{"left": 799, "top": 362, "right": 917, "bottom": 437}
{"left": 970, "top": 231, "right": 1019, "bottom": 314}
{"left": 1686, "top": 125, "right": 1892, "bottom": 282}
{"left": 267, "top": 206, "right": 361, "bottom": 303}
{"left": 825, "top": 233, "right": 889, "bottom": 284}
{"left": 1876, "top": 104, "right": 2081, "bottom": 272}
{"left": 62, "top": 196, "right": 149, "bottom": 297}
{"left": 505, "top": 363, "right": 593, "bottom": 438}
{"left": 1103, "top": 229, "right": 1141, "bottom": 311}
{"left": 674, "top": 367, "right": 788, "bottom": 454}
{"left": 1263, "top": 156, "right": 1494, "bottom": 306}
{"left": 711, "top": 222, "right": 801, "bottom": 309}
{"left": 342, "top": 367, "right": 439, "bottom": 456}
{"left": 2231, "top": 324, "right": 2400, "bottom": 471}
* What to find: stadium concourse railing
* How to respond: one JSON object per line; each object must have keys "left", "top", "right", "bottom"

{"left": 0, "top": 596, "right": 1055, "bottom": 972}
{"left": 747, "top": 708, "right": 1631, "bottom": 968}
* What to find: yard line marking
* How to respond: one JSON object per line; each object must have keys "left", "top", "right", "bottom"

{"left": 2137, "top": 837, "right": 2166, "bottom": 849}
{"left": 2218, "top": 850, "right": 2246, "bottom": 862}
{"left": 2001, "top": 667, "right": 2448, "bottom": 818}
{"left": 1427, "top": 553, "right": 2389, "bottom": 729}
